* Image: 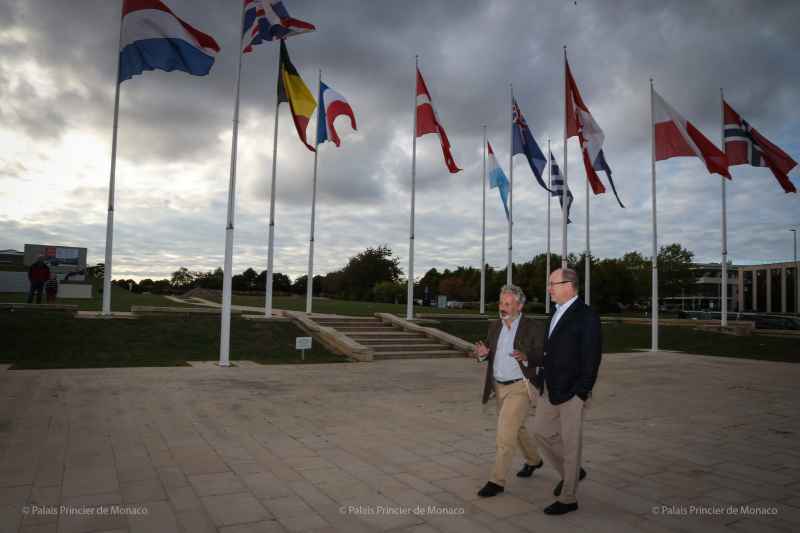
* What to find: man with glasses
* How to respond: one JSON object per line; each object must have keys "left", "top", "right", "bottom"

{"left": 532, "top": 268, "right": 602, "bottom": 515}
{"left": 473, "top": 284, "right": 545, "bottom": 498}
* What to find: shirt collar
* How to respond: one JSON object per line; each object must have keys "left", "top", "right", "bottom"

{"left": 556, "top": 295, "right": 578, "bottom": 311}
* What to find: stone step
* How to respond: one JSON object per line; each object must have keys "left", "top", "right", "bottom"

{"left": 347, "top": 330, "right": 427, "bottom": 340}
{"left": 315, "top": 320, "right": 382, "bottom": 326}
{"left": 354, "top": 338, "right": 438, "bottom": 345}
{"left": 373, "top": 350, "right": 467, "bottom": 360}
{"left": 363, "top": 343, "right": 450, "bottom": 352}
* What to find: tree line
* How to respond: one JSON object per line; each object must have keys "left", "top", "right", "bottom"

{"left": 110, "top": 243, "right": 695, "bottom": 313}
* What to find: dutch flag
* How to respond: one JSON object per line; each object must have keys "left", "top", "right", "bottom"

{"left": 119, "top": 0, "right": 220, "bottom": 83}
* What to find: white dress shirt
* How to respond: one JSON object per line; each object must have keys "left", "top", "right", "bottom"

{"left": 493, "top": 314, "right": 526, "bottom": 382}
{"left": 548, "top": 295, "right": 578, "bottom": 338}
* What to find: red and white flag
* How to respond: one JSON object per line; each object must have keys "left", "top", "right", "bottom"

{"left": 565, "top": 59, "right": 606, "bottom": 194}
{"left": 416, "top": 68, "right": 460, "bottom": 173}
{"left": 724, "top": 100, "right": 796, "bottom": 193}
{"left": 653, "top": 90, "right": 730, "bottom": 178}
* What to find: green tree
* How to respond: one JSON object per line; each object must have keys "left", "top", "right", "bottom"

{"left": 170, "top": 267, "right": 195, "bottom": 290}
{"left": 658, "top": 243, "right": 695, "bottom": 299}
{"left": 339, "top": 245, "right": 403, "bottom": 300}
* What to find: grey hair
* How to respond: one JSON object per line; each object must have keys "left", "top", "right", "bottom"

{"left": 560, "top": 268, "right": 579, "bottom": 289}
{"left": 499, "top": 284, "right": 526, "bottom": 305}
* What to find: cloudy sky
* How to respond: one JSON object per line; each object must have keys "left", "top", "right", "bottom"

{"left": 2, "top": 0, "right": 799, "bottom": 283}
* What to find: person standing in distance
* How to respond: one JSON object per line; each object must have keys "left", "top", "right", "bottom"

{"left": 474, "top": 284, "right": 545, "bottom": 497}
{"left": 532, "top": 267, "right": 602, "bottom": 515}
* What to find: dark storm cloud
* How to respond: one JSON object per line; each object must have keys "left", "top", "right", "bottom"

{"left": 2, "top": 0, "right": 799, "bottom": 281}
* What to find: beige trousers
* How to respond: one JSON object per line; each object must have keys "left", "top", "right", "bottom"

{"left": 490, "top": 380, "right": 541, "bottom": 486}
{"left": 532, "top": 387, "right": 585, "bottom": 504}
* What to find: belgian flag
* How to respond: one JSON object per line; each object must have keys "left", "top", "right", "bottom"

{"left": 277, "top": 40, "right": 316, "bottom": 152}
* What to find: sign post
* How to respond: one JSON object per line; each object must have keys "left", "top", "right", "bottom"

{"left": 295, "top": 337, "right": 312, "bottom": 361}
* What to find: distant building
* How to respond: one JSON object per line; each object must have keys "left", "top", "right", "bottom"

{"left": 664, "top": 261, "right": 799, "bottom": 314}
{"left": 0, "top": 249, "right": 24, "bottom": 267}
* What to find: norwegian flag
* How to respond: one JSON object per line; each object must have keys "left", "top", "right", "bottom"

{"left": 242, "top": 0, "right": 315, "bottom": 53}
{"left": 724, "top": 100, "right": 797, "bottom": 193}
{"left": 416, "top": 67, "right": 460, "bottom": 173}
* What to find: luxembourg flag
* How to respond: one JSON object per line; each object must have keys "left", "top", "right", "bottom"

{"left": 487, "top": 141, "right": 510, "bottom": 221}
{"left": 119, "top": 0, "right": 220, "bottom": 83}
{"left": 316, "top": 81, "right": 357, "bottom": 147}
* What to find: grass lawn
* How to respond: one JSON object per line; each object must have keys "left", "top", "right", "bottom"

{"left": 1, "top": 312, "right": 346, "bottom": 369}
{"left": 432, "top": 319, "right": 799, "bottom": 363}
{"left": 0, "top": 286, "right": 196, "bottom": 312}
{"left": 219, "top": 293, "right": 482, "bottom": 316}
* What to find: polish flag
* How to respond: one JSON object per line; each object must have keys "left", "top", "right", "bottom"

{"left": 416, "top": 68, "right": 460, "bottom": 173}
{"left": 653, "top": 90, "right": 730, "bottom": 178}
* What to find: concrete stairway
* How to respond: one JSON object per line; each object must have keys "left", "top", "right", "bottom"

{"left": 312, "top": 316, "right": 467, "bottom": 360}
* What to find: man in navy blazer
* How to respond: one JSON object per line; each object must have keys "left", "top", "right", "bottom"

{"left": 532, "top": 267, "right": 602, "bottom": 515}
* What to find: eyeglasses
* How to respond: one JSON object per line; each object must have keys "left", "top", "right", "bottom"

{"left": 547, "top": 281, "right": 571, "bottom": 287}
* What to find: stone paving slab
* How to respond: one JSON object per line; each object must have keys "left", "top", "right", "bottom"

{"left": 1, "top": 352, "right": 799, "bottom": 532}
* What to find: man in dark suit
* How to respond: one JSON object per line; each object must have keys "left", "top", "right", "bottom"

{"left": 532, "top": 268, "right": 602, "bottom": 515}
{"left": 474, "top": 285, "right": 546, "bottom": 497}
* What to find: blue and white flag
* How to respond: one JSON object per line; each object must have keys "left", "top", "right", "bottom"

{"left": 512, "top": 98, "right": 550, "bottom": 192}
{"left": 119, "top": 0, "right": 220, "bottom": 83}
{"left": 549, "top": 151, "right": 573, "bottom": 224}
{"left": 488, "top": 141, "right": 510, "bottom": 220}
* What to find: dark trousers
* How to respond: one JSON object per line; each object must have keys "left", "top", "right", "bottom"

{"left": 27, "top": 282, "right": 44, "bottom": 304}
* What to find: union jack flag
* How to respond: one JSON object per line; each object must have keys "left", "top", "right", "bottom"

{"left": 724, "top": 100, "right": 797, "bottom": 193}
{"left": 242, "top": 0, "right": 315, "bottom": 53}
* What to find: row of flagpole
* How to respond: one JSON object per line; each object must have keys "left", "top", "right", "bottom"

{"left": 100, "top": 3, "right": 799, "bottom": 367}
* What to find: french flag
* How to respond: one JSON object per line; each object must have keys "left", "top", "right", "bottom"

{"left": 316, "top": 82, "right": 357, "bottom": 147}
{"left": 119, "top": 0, "right": 220, "bottom": 83}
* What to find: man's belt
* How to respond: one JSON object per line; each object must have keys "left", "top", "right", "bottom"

{"left": 495, "top": 378, "right": 523, "bottom": 385}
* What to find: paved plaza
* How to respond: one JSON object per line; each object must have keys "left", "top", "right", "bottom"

{"left": 1, "top": 351, "right": 799, "bottom": 533}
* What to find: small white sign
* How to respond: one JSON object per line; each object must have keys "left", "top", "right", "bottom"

{"left": 295, "top": 337, "right": 312, "bottom": 350}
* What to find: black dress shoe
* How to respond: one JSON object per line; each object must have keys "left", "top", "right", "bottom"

{"left": 544, "top": 501, "right": 578, "bottom": 515}
{"left": 553, "top": 467, "right": 587, "bottom": 496}
{"left": 477, "top": 481, "right": 504, "bottom": 497}
{"left": 516, "top": 460, "right": 544, "bottom": 478}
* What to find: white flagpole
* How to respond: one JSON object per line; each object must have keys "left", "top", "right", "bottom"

{"left": 102, "top": 7, "right": 125, "bottom": 316}
{"left": 219, "top": 0, "right": 247, "bottom": 366}
{"left": 546, "top": 137, "right": 552, "bottom": 314}
{"left": 720, "top": 88, "right": 728, "bottom": 327}
{"left": 406, "top": 55, "right": 418, "bottom": 320}
{"left": 480, "top": 125, "right": 487, "bottom": 315}
{"left": 306, "top": 69, "right": 322, "bottom": 314}
{"left": 507, "top": 84, "right": 514, "bottom": 286}
{"left": 561, "top": 47, "right": 569, "bottom": 269}
{"left": 265, "top": 45, "right": 282, "bottom": 318}
{"left": 650, "top": 78, "right": 659, "bottom": 352}
{"left": 585, "top": 172, "right": 591, "bottom": 305}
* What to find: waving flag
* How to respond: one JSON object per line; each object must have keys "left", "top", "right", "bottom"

{"left": 119, "top": 0, "right": 220, "bottom": 82}
{"left": 653, "top": 90, "right": 730, "bottom": 178}
{"left": 242, "top": 0, "right": 315, "bottom": 53}
{"left": 549, "top": 152, "right": 573, "bottom": 223}
{"left": 724, "top": 101, "right": 796, "bottom": 193}
{"left": 511, "top": 98, "right": 549, "bottom": 191}
{"left": 277, "top": 40, "right": 316, "bottom": 151}
{"left": 416, "top": 68, "right": 461, "bottom": 173}
{"left": 488, "top": 142, "right": 510, "bottom": 220}
{"left": 317, "top": 82, "right": 357, "bottom": 147}
{"left": 565, "top": 60, "right": 625, "bottom": 207}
